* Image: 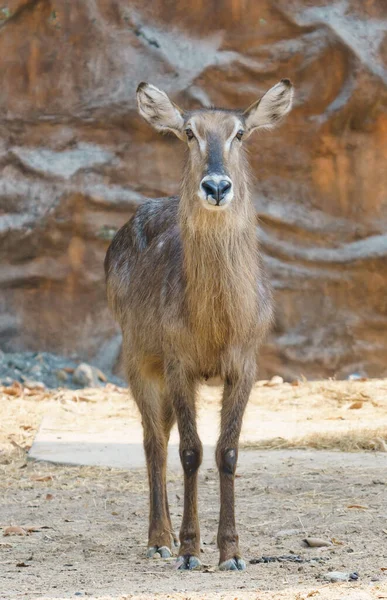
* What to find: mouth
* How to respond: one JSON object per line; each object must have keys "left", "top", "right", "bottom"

{"left": 201, "top": 195, "right": 232, "bottom": 211}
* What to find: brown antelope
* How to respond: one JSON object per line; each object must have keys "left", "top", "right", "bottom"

{"left": 105, "top": 79, "right": 293, "bottom": 570}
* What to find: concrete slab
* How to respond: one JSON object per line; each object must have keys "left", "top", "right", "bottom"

{"left": 29, "top": 406, "right": 213, "bottom": 469}
{"left": 28, "top": 391, "right": 221, "bottom": 469}
{"left": 28, "top": 382, "right": 387, "bottom": 469}
{"left": 28, "top": 402, "right": 387, "bottom": 472}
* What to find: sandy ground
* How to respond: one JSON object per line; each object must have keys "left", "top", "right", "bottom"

{"left": 1, "top": 379, "right": 387, "bottom": 600}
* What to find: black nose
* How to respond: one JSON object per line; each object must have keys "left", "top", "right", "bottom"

{"left": 201, "top": 179, "right": 232, "bottom": 204}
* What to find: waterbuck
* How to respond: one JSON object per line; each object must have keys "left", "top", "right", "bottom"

{"left": 105, "top": 79, "right": 293, "bottom": 570}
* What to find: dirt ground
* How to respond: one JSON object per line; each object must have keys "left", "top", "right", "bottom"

{"left": 1, "top": 379, "right": 387, "bottom": 600}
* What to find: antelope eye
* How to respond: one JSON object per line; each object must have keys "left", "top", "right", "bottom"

{"left": 185, "top": 128, "right": 194, "bottom": 141}
{"left": 235, "top": 129, "right": 244, "bottom": 141}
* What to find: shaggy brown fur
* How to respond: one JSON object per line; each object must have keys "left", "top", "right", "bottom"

{"left": 105, "top": 80, "right": 293, "bottom": 570}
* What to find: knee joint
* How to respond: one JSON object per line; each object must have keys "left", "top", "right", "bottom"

{"left": 181, "top": 448, "right": 202, "bottom": 476}
{"left": 218, "top": 448, "right": 237, "bottom": 475}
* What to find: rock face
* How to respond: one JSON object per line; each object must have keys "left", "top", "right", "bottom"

{"left": 0, "top": 1, "right": 386, "bottom": 379}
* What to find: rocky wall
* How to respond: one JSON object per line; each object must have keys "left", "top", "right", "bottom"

{"left": 1, "top": 0, "right": 386, "bottom": 379}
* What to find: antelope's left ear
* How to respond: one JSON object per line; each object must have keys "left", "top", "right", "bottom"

{"left": 244, "top": 79, "right": 293, "bottom": 135}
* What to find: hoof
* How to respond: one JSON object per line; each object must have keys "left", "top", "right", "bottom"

{"left": 147, "top": 545, "right": 172, "bottom": 559}
{"left": 175, "top": 554, "right": 202, "bottom": 570}
{"left": 219, "top": 557, "right": 246, "bottom": 571}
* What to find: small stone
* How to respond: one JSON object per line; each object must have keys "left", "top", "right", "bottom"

{"left": 56, "top": 369, "right": 68, "bottom": 382}
{"left": 23, "top": 380, "right": 46, "bottom": 391}
{"left": 72, "top": 363, "right": 98, "bottom": 387}
{"left": 8, "top": 357, "right": 25, "bottom": 370}
{"left": 266, "top": 375, "right": 284, "bottom": 386}
{"left": 304, "top": 537, "right": 332, "bottom": 548}
{"left": 323, "top": 571, "right": 359, "bottom": 582}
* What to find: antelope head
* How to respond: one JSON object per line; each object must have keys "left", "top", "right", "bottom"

{"left": 137, "top": 80, "right": 293, "bottom": 212}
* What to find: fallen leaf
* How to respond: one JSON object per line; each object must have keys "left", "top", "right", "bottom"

{"left": 45, "top": 494, "right": 54, "bottom": 501}
{"left": 10, "top": 440, "right": 30, "bottom": 451}
{"left": 2, "top": 382, "right": 23, "bottom": 396}
{"left": 75, "top": 396, "right": 98, "bottom": 403}
{"left": 3, "top": 526, "right": 27, "bottom": 536}
{"left": 331, "top": 537, "right": 344, "bottom": 545}
{"left": 349, "top": 401, "right": 363, "bottom": 409}
{"left": 307, "top": 592, "right": 320, "bottom": 598}
{"left": 97, "top": 369, "right": 107, "bottom": 382}
{"left": 381, "top": 567, "right": 387, "bottom": 572}
{"left": 30, "top": 475, "right": 53, "bottom": 482}
{"left": 347, "top": 504, "right": 368, "bottom": 509}
{"left": 20, "top": 425, "right": 33, "bottom": 431}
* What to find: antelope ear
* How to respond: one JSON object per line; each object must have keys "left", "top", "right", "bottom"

{"left": 137, "top": 82, "right": 184, "bottom": 139}
{"left": 244, "top": 79, "right": 293, "bottom": 135}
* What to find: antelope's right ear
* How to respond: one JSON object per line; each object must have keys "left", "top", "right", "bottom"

{"left": 137, "top": 83, "right": 184, "bottom": 139}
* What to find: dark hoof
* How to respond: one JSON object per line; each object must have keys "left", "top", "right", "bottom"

{"left": 175, "top": 554, "right": 202, "bottom": 570}
{"left": 147, "top": 545, "right": 172, "bottom": 559}
{"left": 219, "top": 557, "right": 246, "bottom": 571}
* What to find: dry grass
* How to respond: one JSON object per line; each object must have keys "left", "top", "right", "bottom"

{"left": 242, "top": 427, "right": 387, "bottom": 452}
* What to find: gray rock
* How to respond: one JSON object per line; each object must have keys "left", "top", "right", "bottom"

{"left": 72, "top": 363, "right": 98, "bottom": 388}
{"left": 304, "top": 537, "right": 332, "bottom": 548}
{"left": 0, "top": 351, "right": 124, "bottom": 389}
{"left": 56, "top": 369, "right": 68, "bottom": 382}
{"left": 23, "top": 380, "right": 46, "bottom": 391}
{"left": 72, "top": 363, "right": 108, "bottom": 388}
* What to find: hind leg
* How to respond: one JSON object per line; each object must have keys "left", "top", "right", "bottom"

{"left": 128, "top": 369, "right": 173, "bottom": 558}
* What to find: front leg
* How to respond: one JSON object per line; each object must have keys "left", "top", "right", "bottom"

{"left": 216, "top": 359, "right": 256, "bottom": 570}
{"left": 166, "top": 361, "right": 203, "bottom": 570}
